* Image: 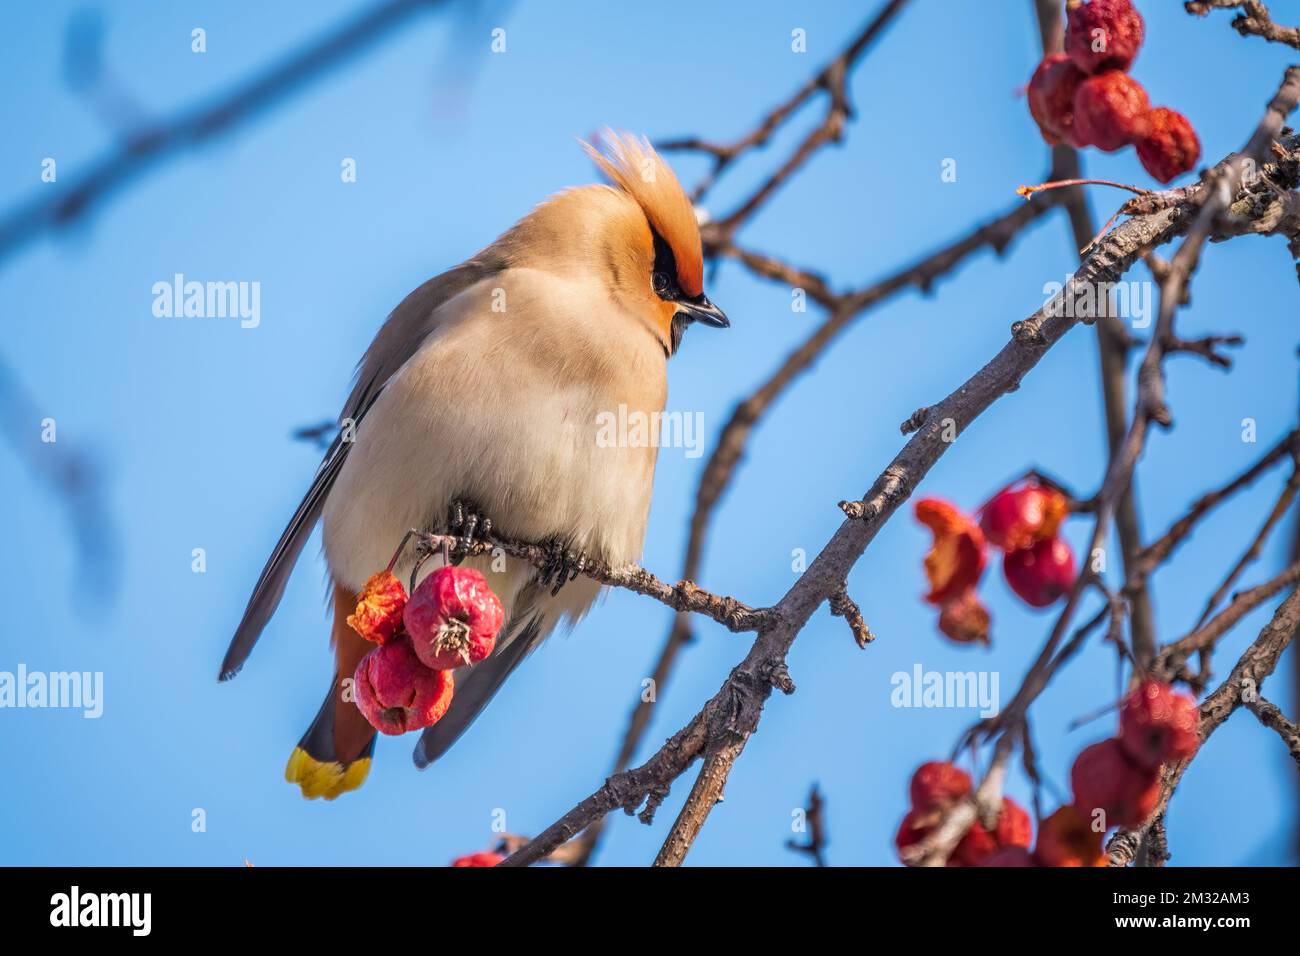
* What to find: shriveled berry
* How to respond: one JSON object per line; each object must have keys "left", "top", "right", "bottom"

{"left": 910, "top": 761, "right": 972, "bottom": 812}
{"left": 404, "top": 565, "right": 505, "bottom": 670}
{"left": 353, "top": 634, "right": 455, "bottom": 736}
{"left": 980, "top": 481, "right": 1070, "bottom": 552}
{"left": 1071, "top": 738, "right": 1160, "bottom": 828}
{"left": 1034, "top": 804, "right": 1105, "bottom": 867}
{"left": 1073, "top": 71, "right": 1150, "bottom": 151}
{"left": 914, "top": 498, "right": 987, "bottom": 606}
{"left": 1135, "top": 107, "right": 1201, "bottom": 183}
{"left": 1066, "top": 0, "right": 1144, "bottom": 74}
{"left": 346, "top": 570, "right": 407, "bottom": 644}
{"left": 938, "top": 589, "right": 991, "bottom": 645}
{"left": 1027, "top": 54, "right": 1087, "bottom": 146}
{"left": 1119, "top": 679, "right": 1200, "bottom": 769}
{"left": 1004, "top": 537, "right": 1076, "bottom": 608}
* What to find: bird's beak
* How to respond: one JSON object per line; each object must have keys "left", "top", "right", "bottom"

{"left": 676, "top": 295, "right": 729, "bottom": 329}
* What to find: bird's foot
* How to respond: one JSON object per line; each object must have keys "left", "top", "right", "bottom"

{"left": 445, "top": 498, "right": 493, "bottom": 566}
{"left": 537, "top": 540, "right": 590, "bottom": 597}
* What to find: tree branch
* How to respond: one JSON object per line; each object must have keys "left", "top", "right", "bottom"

{"left": 401, "top": 531, "right": 779, "bottom": 633}
{"left": 1186, "top": 0, "right": 1300, "bottom": 50}
{"left": 659, "top": 0, "right": 912, "bottom": 210}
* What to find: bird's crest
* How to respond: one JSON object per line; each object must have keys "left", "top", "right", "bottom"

{"left": 582, "top": 129, "right": 703, "bottom": 298}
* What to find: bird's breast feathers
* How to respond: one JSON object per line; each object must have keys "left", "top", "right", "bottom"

{"left": 322, "top": 268, "right": 666, "bottom": 597}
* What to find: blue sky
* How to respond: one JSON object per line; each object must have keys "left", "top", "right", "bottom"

{"left": 1, "top": 0, "right": 1296, "bottom": 866}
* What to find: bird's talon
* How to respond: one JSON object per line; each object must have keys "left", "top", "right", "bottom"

{"left": 539, "top": 541, "right": 591, "bottom": 594}
{"left": 446, "top": 498, "right": 492, "bottom": 565}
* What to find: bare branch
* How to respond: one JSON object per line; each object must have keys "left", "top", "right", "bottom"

{"left": 1245, "top": 696, "right": 1300, "bottom": 765}
{"left": 1186, "top": 0, "right": 1300, "bottom": 50}
{"left": 1128, "top": 429, "right": 1298, "bottom": 579}
{"left": 1193, "top": 459, "right": 1300, "bottom": 626}
{"left": 1162, "top": 332, "right": 1245, "bottom": 368}
{"left": 401, "top": 531, "right": 778, "bottom": 633}
{"left": 661, "top": 0, "right": 912, "bottom": 209}
{"left": 1151, "top": 559, "right": 1300, "bottom": 686}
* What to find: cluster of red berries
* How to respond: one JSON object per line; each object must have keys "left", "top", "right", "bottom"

{"left": 983, "top": 482, "right": 1076, "bottom": 608}
{"left": 898, "top": 681, "right": 1196, "bottom": 867}
{"left": 914, "top": 480, "right": 1074, "bottom": 645}
{"left": 1027, "top": 0, "right": 1200, "bottom": 182}
{"left": 346, "top": 565, "right": 504, "bottom": 736}
{"left": 1069, "top": 678, "right": 1199, "bottom": 831}
{"left": 894, "top": 762, "right": 1033, "bottom": 866}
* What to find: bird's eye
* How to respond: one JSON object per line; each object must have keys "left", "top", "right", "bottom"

{"left": 652, "top": 271, "right": 671, "bottom": 296}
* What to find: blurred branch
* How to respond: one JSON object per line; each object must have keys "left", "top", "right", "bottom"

{"left": 0, "top": 0, "right": 450, "bottom": 265}
{"left": 1127, "top": 429, "right": 1299, "bottom": 580}
{"left": 292, "top": 419, "right": 339, "bottom": 451}
{"left": 0, "top": 357, "right": 118, "bottom": 606}
{"left": 785, "top": 784, "right": 829, "bottom": 866}
{"left": 62, "top": 7, "right": 150, "bottom": 137}
{"left": 1193, "top": 455, "right": 1300, "bottom": 628}
{"left": 1151, "top": 558, "right": 1300, "bottom": 688}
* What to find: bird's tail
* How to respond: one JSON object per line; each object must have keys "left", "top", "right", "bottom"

{"left": 285, "top": 585, "right": 377, "bottom": 800}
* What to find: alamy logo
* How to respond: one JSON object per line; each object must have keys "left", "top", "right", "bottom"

{"left": 0, "top": 664, "right": 103, "bottom": 718}
{"left": 890, "top": 664, "right": 1000, "bottom": 718}
{"left": 1041, "top": 275, "right": 1153, "bottom": 328}
{"left": 594, "top": 403, "right": 704, "bottom": 459}
{"left": 50, "top": 886, "right": 151, "bottom": 936}
{"left": 152, "top": 273, "right": 261, "bottom": 328}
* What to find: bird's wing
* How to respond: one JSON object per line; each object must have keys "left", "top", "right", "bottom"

{"left": 341, "top": 260, "right": 498, "bottom": 422}
{"left": 220, "top": 422, "right": 358, "bottom": 681}
{"left": 220, "top": 260, "right": 497, "bottom": 681}
{"left": 412, "top": 589, "right": 550, "bottom": 769}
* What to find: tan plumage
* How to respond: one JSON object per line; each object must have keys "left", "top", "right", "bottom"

{"left": 222, "top": 131, "right": 727, "bottom": 797}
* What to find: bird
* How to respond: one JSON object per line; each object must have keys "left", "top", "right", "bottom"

{"left": 220, "top": 131, "right": 728, "bottom": 800}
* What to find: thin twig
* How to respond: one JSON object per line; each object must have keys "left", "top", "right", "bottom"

{"left": 1193, "top": 459, "right": 1300, "bottom": 627}
{"left": 1186, "top": 0, "right": 1300, "bottom": 50}
{"left": 401, "top": 530, "right": 779, "bottom": 633}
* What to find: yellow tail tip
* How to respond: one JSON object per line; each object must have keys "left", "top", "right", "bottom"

{"left": 285, "top": 747, "right": 371, "bottom": 801}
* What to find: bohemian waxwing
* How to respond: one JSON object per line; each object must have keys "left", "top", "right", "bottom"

{"left": 221, "top": 131, "right": 728, "bottom": 799}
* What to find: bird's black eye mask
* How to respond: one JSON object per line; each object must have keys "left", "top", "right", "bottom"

{"left": 650, "top": 230, "right": 728, "bottom": 356}
{"left": 651, "top": 230, "right": 685, "bottom": 303}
